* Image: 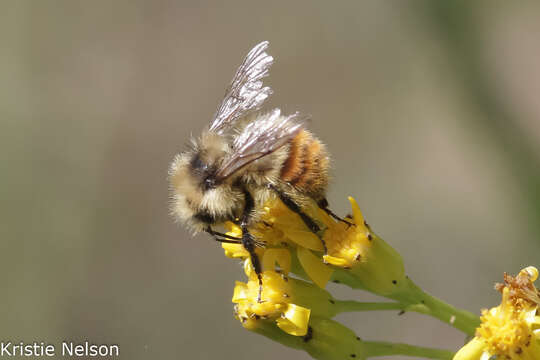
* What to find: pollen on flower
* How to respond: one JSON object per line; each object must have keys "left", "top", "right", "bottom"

{"left": 457, "top": 267, "right": 540, "bottom": 360}
{"left": 495, "top": 266, "right": 540, "bottom": 309}
{"left": 475, "top": 287, "right": 540, "bottom": 359}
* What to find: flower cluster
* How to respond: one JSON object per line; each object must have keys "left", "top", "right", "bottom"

{"left": 216, "top": 195, "right": 479, "bottom": 360}
{"left": 222, "top": 196, "right": 404, "bottom": 333}
{"left": 223, "top": 196, "right": 407, "bottom": 296}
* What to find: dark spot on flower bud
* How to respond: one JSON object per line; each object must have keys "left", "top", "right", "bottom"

{"left": 367, "top": 233, "right": 373, "bottom": 241}
{"left": 329, "top": 299, "right": 335, "bottom": 304}
{"left": 356, "top": 336, "right": 361, "bottom": 341}
{"left": 392, "top": 280, "right": 397, "bottom": 285}
{"left": 350, "top": 354, "right": 356, "bottom": 358}
{"left": 303, "top": 326, "right": 313, "bottom": 342}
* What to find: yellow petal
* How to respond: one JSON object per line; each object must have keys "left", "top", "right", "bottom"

{"left": 262, "top": 248, "right": 292, "bottom": 274}
{"left": 453, "top": 338, "right": 486, "bottom": 360}
{"left": 222, "top": 243, "right": 248, "bottom": 258}
{"left": 323, "top": 255, "right": 350, "bottom": 267}
{"left": 297, "top": 247, "right": 333, "bottom": 288}
{"left": 276, "top": 304, "right": 311, "bottom": 336}
{"left": 244, "top": 258, "right": 256, "bottom": 279}
{"left": 232, "top": 281, "right": 249, "bottom": 303}
{"left": 348, "top": 197, "right": 365, "bottom": 226}
{"left": 241, "top": 318, "right": 259, "bottom": 330}
{"left": 224, "top": 221, "right": 242, "bottom": 236}
{"left": 282, "top": 228, "right": 324, "bottom": 251}
{"left": 522, "top": 266, "right": 539, "bottom": 282}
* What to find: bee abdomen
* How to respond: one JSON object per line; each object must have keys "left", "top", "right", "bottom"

{"left": 280, "top": 130, "right": 329, "bottom": 198}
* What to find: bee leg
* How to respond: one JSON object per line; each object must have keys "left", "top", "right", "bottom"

{"left": 204, "top": 227, "right": 242, "bottom": 243}
{"left": 211, "top": 237, "right": 242, "bottom": 244}
{"left": 317, "top": 198, "right": 355, "bottom": 228}
{"left": 242, "top": 229, "right": 264, "bottom": 302}
{"left": 270, "top": 186, "right": 328, "bottom": 254}
{"left": 241, "top": 189, "right": 264, "bottom": 303}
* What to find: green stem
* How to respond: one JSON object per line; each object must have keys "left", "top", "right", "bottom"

{"left": 332, "top": 269, "right": 480, "bottom": 335}
{"left": 291, "top": 247, "right": 480, "bottom": 335}
{"left": 364, "top": 341, "right": 454, "bottom": 360}
{"left": 253, "top": 317, "right": 455, "bottom": 360}
{"left": 334, "top": 300, "right": 405, "bottom": 313}
{"left": 388, "top": 277, "right": 480, "bottom": 336}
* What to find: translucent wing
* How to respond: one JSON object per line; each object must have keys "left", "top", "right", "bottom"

{"left": 209, "top": 41, "right": 274, "bottom": 134}
{"left": 215, "top": 109, "right": 308, "bottom": 179}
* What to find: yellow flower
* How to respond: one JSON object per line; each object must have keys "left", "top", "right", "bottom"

{"left": 233, "top": 270, "right": 310, "bottom": 335}
{"left": 321, "top": 197, "right": 370, "bottom": 268}
{"left": 324, "top": 197, "right": 407, "bottom": 297}
{"left": 454, "top": 266, "right": 540, "bottom": 360}
{"left": 232, "top": 264, "right": 339, "bottom": 336}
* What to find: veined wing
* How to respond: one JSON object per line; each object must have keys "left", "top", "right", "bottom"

{"left": 209, "top": 41, "right": 274, "bottom": 134}
{"left": 215, "top": 109, "right": 308, "bottom": 179}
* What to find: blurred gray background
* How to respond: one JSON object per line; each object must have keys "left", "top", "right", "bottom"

{"left": 2, "top": 1, "right": 540, "bottom": 359}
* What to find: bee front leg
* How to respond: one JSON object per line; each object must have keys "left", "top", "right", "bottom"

{"left": 241, "top": 189, "right": 264, "bottom": 303}
{"left": 204, "top": 227, "right": 242, "bottom": 243}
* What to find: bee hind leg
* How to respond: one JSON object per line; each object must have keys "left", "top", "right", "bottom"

{"left": 270, "top": 186, "right": 328, "bottom": 255}
{"left": 317, "top": 198, "right": 355, "bottom": 228}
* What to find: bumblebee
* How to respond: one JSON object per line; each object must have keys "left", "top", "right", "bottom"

{"left": 169, "top": 42, "right": 343, "bottom": 297}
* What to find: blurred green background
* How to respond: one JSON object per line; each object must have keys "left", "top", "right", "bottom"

{"left": 2, "top": 1, "right": 540, "bottom": 359}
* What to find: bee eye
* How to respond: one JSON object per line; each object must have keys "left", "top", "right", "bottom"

{"left": 204, "top": 177, "right": 217, "bottom": 190}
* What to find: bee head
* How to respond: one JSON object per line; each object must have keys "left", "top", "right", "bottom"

{"left": 190, "top": 153, "right": 219, "bottom": 190}
{"left": 169, "top": 131, "right": 243, "bottom": 230}
{"left": 191, "top": 131, "right": 232, "bottom": 190}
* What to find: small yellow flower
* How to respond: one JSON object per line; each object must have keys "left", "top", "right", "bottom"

{"left": 324, "top": 197, "right": 407, "bottom": 297}
{"left": 233, "top": 264, "right": 339, "bottom": 336}
{"left": 321, "top": 197, "right": 370, "bottom": 268}
{"left": 454, "top": 266, "right": 540, "bottom": 360}
{"left": 233, "top": 270, "right": 309, "bottom": 335}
